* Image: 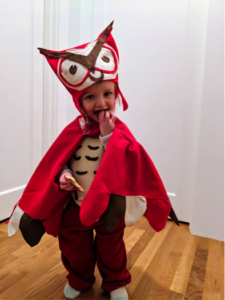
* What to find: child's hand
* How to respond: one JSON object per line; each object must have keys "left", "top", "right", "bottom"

{"left": 59, "top": 172, "right": 76, "bottom": 191}
{"left": 99, "top": 111, "right": 116, "bottom": 136}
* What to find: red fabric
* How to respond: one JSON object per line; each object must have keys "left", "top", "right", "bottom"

{"left": 16, "top": 116, "right": 171, "bottom": 236}
{"left": 58, "top": 199, "right": 131, "bottom": 292}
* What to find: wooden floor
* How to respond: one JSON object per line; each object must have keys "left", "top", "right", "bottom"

{"left": 0, "top": 218, "right": 224, "bottom": 300}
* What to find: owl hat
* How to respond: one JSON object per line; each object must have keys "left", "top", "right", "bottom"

{"left": 38, "top": 21, "right": 128, "bottom": 118}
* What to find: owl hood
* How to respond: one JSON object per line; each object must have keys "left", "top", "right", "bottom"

{"left": 38, "top": 21, "right": 128, "bottom": 114}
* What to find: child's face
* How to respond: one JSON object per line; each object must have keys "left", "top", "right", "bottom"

{"left": 80, "top": 81, "right": 116, "bottom": 123}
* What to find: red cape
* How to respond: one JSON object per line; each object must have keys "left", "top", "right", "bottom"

{"left": 15, "top": 116, "right": 171, "bottom": 236}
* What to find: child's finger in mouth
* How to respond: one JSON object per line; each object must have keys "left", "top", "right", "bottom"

{"left": 101, "top": 110, "right": 108, "bottom": 120}
{"left": 99, "top": 110, "right": 104, "bottom": 120}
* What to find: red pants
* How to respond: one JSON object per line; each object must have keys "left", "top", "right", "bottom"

{"left": 58, "top": 198, "right": 131, "bottom": 292}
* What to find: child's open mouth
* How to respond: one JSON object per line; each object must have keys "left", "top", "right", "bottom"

{"left": 94, "top": 109, "right": 110, "bottom": 116}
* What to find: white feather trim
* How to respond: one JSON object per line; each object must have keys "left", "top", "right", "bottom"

{"left": 8, "top": 205, "right": 24, "bottom": 237}
{"left": 125, "top": 196, "right": 147, "bottom": 227}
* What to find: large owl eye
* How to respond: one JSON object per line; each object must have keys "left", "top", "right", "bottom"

{"left": 102, "top": 55, "right": 110, "bottom": 63}
{"left": 95, "top": 47, "right": 116, "bottom": 72}
{"left": 60, "top": 59, "right": 88, "bottom": 86}
{"left": 69, "top": 65, "right": 77, "bottom": 74}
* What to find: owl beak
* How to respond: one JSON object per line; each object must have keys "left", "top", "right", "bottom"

{"left": 89, "top": 71, "right": 104, "bottom": 83}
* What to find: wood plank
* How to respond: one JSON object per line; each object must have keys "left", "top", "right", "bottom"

{"left": 123, "top": 216, "right": 147, "bottom": 239}
{"left": 135, "top": 216, "right": 153, "bottom": 231}
{"left": 170, "top": 234, "right": 199, "bottom": 294}
{"left": 16, "top": 261, "right": 66, "bottom": 300}
{"left": 130, "top": 223, "right": 185, "bottom": 300}
{"left": 0, "top": 223, "right": 9, "bottom": 233}
{"left": 0, "top": 230, "right": 28, "bottom": 258}
{"left": 125, "top": 228, "right": 145, "bottom": 252}
{"left": 0, "top": 220, "right": 224, "bottom": 300}
{"left": 220, "top": 243, "right": 224, "bottom": 300}
{"left": 11, "top": 233, "right": 55, "bottom": 257}
{"left": 157, "top": 224, "right": 190, "bottom": 299}
{"left": 166, "top": 290, "right": 184, "bottom": 300}
{"left": 127, "top": 226, "right": 155, "bottom": 271}
{"left": 0, "top": 253, "right": 62, "bottom": 300}
{"left": 127, "top": 221, "right": 174, "bottom": 298}
{"left": 123, "top": 216, "right": 150, "bottom": 237}
{"left": 0, "top": 238, "right": 60, "bottom": 298}
{"left": 184, "top": 237, "right": 209, "bottom": 300}
{"left": 123, "top": 224, "right": 136, "bottom": 239}
{"left": 0, "top": 230, "right": 10, "bottom": 243}
{"left": 0, "top": 253, "right": 18, "bottom": 269}
{"left": 202, "top": 240, "right": 223, "bottom": 300}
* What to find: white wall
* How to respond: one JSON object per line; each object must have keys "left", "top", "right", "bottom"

{"left": 103, "top": 0, "right": 189, "bottom": 223}
{"left": 189, "top": 0, "right": 224, "bottom": 241}
{"left": 0, "top": 0, "right": 44, "bottom": 220}
{"left": 0, "top": 0, "right": 223, "bottom": 241}
{"left": 90, "top": 0, "right": 224, "bottom": 240}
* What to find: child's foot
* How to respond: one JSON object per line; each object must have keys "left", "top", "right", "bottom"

{"left": 110, "top": 286, "right": 128, "bottom": 300}
{"left": 64, "top": 282, "right": 80, "bottom": 299}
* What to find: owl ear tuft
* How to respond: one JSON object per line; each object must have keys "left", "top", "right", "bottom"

{"left": 37, "top": 48, "right": 69, "bottom": 59}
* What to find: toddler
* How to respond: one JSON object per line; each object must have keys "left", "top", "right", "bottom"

{"left": 58, "top": 80, "right": 131, "bottom": 299}
{"left": 8, "top": 21, "right": 178, "bottom": 300}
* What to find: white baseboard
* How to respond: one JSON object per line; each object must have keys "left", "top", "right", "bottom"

{"left": 0, "top": 188, "right": 25, "bottom": 221}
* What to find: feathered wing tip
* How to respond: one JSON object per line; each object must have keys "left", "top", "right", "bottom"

{"left": 8, "top": 204, "right": 24, "bottom": 236}
{"left": 8, "top": 204, "right": 46, "bottom": 247}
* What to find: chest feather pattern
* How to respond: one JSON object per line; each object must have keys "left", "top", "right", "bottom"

{"left": 70, "top": 136, "right": 105, "bottom": 199}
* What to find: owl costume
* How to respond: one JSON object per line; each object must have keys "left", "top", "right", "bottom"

{"left": 8, "top": 22, "right": 178, "bottom": 295}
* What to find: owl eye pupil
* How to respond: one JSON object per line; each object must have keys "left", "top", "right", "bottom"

{"left": 69, "top": 65, "right": 77, "bottom": 75}
{"left": 101, "top": 55, "right": 110, "bottom": 63}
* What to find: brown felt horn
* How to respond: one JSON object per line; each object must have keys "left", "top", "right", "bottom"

{"left": 38, "top": 47, "right": 94, "bottom": 69}
{"left": 85, "top": 21, "right": 114, "bottom": 72}
{"left": 37, "top": 48, "right": 69, "bottom": 59}
{"left": 38, "top": 47, "right": 98, "bottom": 71}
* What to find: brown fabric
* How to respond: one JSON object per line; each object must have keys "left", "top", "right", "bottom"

{"left": 87, "top": 20, "right": 114, "bottom": 71}
{"left": 102, "top": 55, "right": 110, "bottom": 63}
{"left": 89, "top": 71, "right": 104, "bottom": 83}
{"left": 19, "top": 213, "right": 45, "bottom": 247}
{"left": 168, "top": 199, "right": 180, "bottom": 226}
{"left": 103, "top": 194, "right": 126, "bottom": 232}
{"left": 69, "top": 65, "right": 77, "bottom": 74}
{"left": 37, "top": 21, "right": 114, "bottom": 73}
{"left": 85, "top": 156, "right": 99, "bottom": 161}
